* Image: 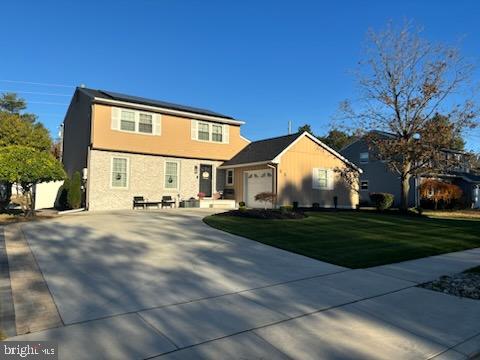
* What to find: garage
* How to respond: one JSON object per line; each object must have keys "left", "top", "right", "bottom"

{"left": 244, "top": 169, "right": 273, "bottom": 208}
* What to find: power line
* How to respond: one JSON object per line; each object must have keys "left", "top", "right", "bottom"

{"left": 0, "top": 89, "right": 71, "bottom": 97}
{"left": 28, "top": 101, "right": 69, "bottom": 106}
{"left": 0, "top": 79, "right": 74, "bottom": 88}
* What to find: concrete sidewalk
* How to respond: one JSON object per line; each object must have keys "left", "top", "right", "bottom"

{"left": 7, "top": 249, "right": 480, "bottom": 360}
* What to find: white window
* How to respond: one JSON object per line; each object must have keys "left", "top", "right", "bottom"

{"left": 312, "top": 168, "right": 332, "bottom": 190}
{"left": 120, "top": 110, "right": 135, "bottom": 132}
{"left": 193, "top": 120, "right": 228, "bottom": 143}
{"left": 111, "top": 158, "right": 128, "bottom": 188}
{"left": 361, "top": 180, "right": 369, "bottom": 191}
{"left": 198, "top": 122, "right": 210, "bottom": 141}
{"left": 360, "top": 152, "right": 369, "bottom": 164}
{"left": 226, "top": 169, "right": 234, "bottom": 185}
{"left": 138, "top": 113, "right": 153, "bottom": 134}
{"left": 164, "top": 161, "right": 179, "bottom": 189}
{"left": 112, "top": 107, "right": 160, "bottom": 135}
{"left": 212, "top": 124, "right": 223, "bottom": 142}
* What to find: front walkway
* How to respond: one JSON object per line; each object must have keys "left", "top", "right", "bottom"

{"left": 3, "top": 210, "right": 480, "bottom": 359}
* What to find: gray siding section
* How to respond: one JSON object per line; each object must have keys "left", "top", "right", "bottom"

{"left": 341, "top": 140, "right": 416, "bottom": 207}
{"left": 62, "top": 90, "right": 92, "bottom": 177}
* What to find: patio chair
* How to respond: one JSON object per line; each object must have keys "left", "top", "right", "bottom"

{"left": 161, "top": 196, "right": 176, "bottom": 208}
{"left": 133, "top": 196, "right": 147, "bottom": 209}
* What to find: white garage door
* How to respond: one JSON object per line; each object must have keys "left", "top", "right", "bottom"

{"left": 245, "top": 169, "right": 273, "bottom": 208}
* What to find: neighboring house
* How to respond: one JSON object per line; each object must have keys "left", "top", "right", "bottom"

{"left": 62, "top": 87, "right": 249, "bottom": 211}
{"left": 341, "top": 131, "right": 480, "bottom": 208}
{"left": 220, "top": 132, "right": 360, "bottom": 208}
{"left": 62, "top": 87, "right": 360, "bottom": 211}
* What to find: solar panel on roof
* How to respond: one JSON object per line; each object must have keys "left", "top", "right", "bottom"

{"left": 99, "top": 90, "right": 233, "bottom": 119}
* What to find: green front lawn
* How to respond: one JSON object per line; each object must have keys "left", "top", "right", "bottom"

{"left": 204, "top": 211, "right": 480, "bottom": 268}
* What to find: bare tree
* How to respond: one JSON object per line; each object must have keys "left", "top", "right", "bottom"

{"left": 341, "top": 21, "right": 478, "bottom": 211}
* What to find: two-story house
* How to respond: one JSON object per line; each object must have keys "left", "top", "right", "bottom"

{"left": 62, "top": 87, "right": 360, "bottom": 211}
{"left": 341, "top": 131, "right": 480, "bottom": 208}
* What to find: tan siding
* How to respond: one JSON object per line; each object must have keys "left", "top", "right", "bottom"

{"left": 224, "top": 165, "right": 273, "bottom": 203}
{"left": 278, "top": 136, "right": 359, "bottom": 208}
{"left": 92, "top": 104, "right": 249, "bottom": 161}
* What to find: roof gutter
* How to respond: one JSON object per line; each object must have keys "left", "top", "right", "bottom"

{"left": 92, "top": 97, "right": 245, "bottom": 125}
{"left": 218, "top": 160, "right": 279, "bottom": 169}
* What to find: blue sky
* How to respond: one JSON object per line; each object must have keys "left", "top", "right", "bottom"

{"left": 1, "top": 0, "right": 479, "bottom": 150}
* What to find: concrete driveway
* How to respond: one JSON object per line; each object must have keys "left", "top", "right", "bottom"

{"left": 7, "top": 209, "right": 480, "bottom": 359}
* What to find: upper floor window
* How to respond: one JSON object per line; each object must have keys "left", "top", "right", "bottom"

{"left": 139, "top": 113, "right": 153, "bottom": 133}
{"left": 111, "top": 157, "right": 128, "bottom": 188}
{"left": 198, "top": 122, "right": 210, "bottom": 141}
{"left": 226, "top": 169, "right": 234, "bottom": 185}
{"left": 212, "top": 124, "right": 223, "bottom": 142}
{"left": 112, "top": 107, "right": 161, "bottom": 135}
{"left": 192, "top": 120, "right": 229, "bottom": 143}
{"left": 360, "top": 180, "right": 369, "bottom": 191}
{"left": 120, "top": 110, "right": 135, "bottom": 132}
{"left": 360, "top": 152, "right": 369, "bottom": 164}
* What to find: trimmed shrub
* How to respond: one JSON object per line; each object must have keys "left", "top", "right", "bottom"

{"left": 292, "top": 201, "right": 299, "bottom": 210}
{"left": 238, "top": 201, "right": 246, "bottom": 208}
{"left": 369, "top": 192, "right": 394, "bottom": 211}
{"left": 67, "top": 171, "right": 82, "bottom": 209}
{"left": 312, "top": 202, "right": 320, "bottom": 210}
{"left": 280, "top": 205, "right": 293, "bottom": 213}
{"left": 57, "top": 178, "right": 70, "bottom": 210}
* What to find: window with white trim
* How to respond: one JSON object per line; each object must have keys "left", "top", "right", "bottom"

{"left": 138, "top": 113, "right": 153, "bottom": 133}
{"left": 165, "top": 161, "right": 179, "bottom": 189}
{"left": 198, "top": 122, "right": 210, "bottom": 141}
{"left": 120, "top": 110, "right": 135, "bottom": 132}
{"left": 212, "top": 124, "right": 223, "bottom": 142}
{"left": 360, "top": 152, "right": 369, "bottom": 164}
{"left": 313, "top": 168, "right": 332, "bottom": 190}
{"left": 196, "top": 121, "right": 225, "bottom": 143}
{"left": 113, "top": 107, "right": 159, "bottom": 135}
{"left": 226, "top": 169, "right": 234, "bottom": 185}
{"left": 111, "top": 158, "right": 128, "bottom": 188}
{"left": 360, "top": 180, "right": 369, "bottom": 191}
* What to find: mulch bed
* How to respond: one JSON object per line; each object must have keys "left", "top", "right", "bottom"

{"left": 420, "top": 268, "right": 480, "bottom": 300}
{"left": 217, "top": 209, "right": 306, "bottom": 220}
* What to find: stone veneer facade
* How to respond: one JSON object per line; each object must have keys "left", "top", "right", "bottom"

{"left": 87, "top": 149, "right": 225, "bottom": 211}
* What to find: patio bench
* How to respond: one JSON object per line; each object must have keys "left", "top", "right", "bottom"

{"left": 133, "top": 196, "right": 161, "bottom": 209}
{"left": 161, "top": 196, "right": 176, "bottom": 208}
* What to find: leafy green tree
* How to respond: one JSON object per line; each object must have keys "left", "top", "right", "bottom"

{"left": 426, "top": 113, "right": 465, "bottom": 151}
{"left": 68, "top": 171, "right": 82, "bottom": 209}
{"left": 298, "top": 124, "right": 313, "bottom": 134}
{"left": 0, "top": 93, "right": 26, "bottom": 113}
{"left": 0, "top": 93, "right": 53, "bottom": 210}
{"left": 0, "top": 112, "right": 51, "bottom": 151}
{"left": 0, "top": 146, "right": 65, "bottom": 216}
{"left": 319, "top": 129, "right": 356, "bottom": 151}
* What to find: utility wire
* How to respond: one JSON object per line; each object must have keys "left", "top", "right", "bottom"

{"left": 0, "top": 79, "right": 75, "bottom": 88}
{"left": 28, "top": 101, "right": 69, "bottom": 106}
{"left": 0, "top": 89, "right": 71, "bottom": 97}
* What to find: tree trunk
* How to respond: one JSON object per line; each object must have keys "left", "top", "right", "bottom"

{"left": 400, "top": 174, "right": 411, "bottom": 212}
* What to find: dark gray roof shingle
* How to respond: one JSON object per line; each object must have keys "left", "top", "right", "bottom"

{"left": 222, "top": 132, "right": 303, "bottom": 166}
{"left": 78, "top": 87, "right": 234, "bottom": 119}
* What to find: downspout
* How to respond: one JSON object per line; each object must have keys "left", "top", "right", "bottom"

{"left": 267, "top": 163, "right": 278, "bottom": 208}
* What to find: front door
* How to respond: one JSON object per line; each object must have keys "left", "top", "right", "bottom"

{"left": 199, "top": 164, "right": 213, "bottom": 197}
